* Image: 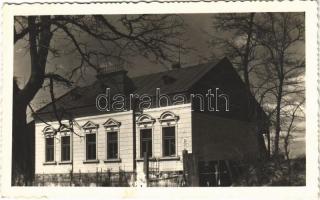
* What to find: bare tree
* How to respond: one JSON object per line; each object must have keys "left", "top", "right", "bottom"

{"left": 209, "top": 13, "right": 271, "bottom": 124}
{"left": 280, "top": 99, "right": 304, "bottom": 185}
{"left": 283, "top": 100, "right": 304, "bottom": 159}
{"left": 256, "top": 13, "right": 305, "bottom": 157}
{"left": 209, "top": 14, "right": 275, "bottom": 161}
{"left": 210, "top": 13, "right": 305, "bottom": 161}
{"left": 13, "top": 14, "right": 185, "bottom": 185}
{"left": 210, "top": 13, "right": 259, "bottom": 92}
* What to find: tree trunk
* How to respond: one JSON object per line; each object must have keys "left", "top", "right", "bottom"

{"left": 274, "top": 78, "right": 283, "bottom": 157}
{"left": 243, "top": 13, "right": 255, "bottom": 92}
{"left": 12, "top": 16, "right": 52, "bottom": 185}
{"left": 243, "top": 13, "right": 255, "bottom": 122}
{"left": 12, "top": 83, "right": 31, "bottom": 185}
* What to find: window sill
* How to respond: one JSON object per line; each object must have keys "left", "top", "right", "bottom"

{"left": 43, "top": 161, "right": 57, "bottom": 165}
{"left": 159, "top": 156, "right": 180, "bottom": 161}
{"left": 136, "top": 157, "right": 157, "bottom": 162}
{"left": 103, "top": 158, "right": 121, "bottom": 163}
{"left": 58, "top": 161, "right": 72, "bottom": 165}
{"left": 83, "top": 159, "right": 100, "bottom": 164}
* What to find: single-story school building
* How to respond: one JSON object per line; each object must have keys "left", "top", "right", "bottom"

{"left": 33, "top": 58, "right": 269, "bottom": 186}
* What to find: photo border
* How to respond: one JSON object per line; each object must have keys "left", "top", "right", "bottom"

{"left": 1, "top": 1, "right": 318, "bottom": 199}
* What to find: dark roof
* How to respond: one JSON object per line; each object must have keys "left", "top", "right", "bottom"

{"left": 36, "top": 59, "right": 219, "bottom": 116}
{"left": 132, "top": 61, "right": 214, "bottom": 95}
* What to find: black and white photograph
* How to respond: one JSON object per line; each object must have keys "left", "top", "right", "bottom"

{"left": 0, "top": 1, "right": 318, "bottom": 199}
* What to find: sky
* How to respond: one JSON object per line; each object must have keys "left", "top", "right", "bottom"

{"left": 14, "top": 14, "right": 217, "bottom": 115}
{"left": 14, "top": 14, "right": 215, "bottom": 83}
{"left": 14, "top": 13, "right": 306, "bottom": 158}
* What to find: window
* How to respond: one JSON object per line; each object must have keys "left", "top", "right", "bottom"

{"left": 159, "top": 111, "right": 179, "bottom": 157}
{"left": 43, "top": 126, "right": 55, "bottom": 163}
{"left": 103, "top": 118, "right": 121, "bottom": 161}
{"left": 137, "top": 114, "right": 155, "bottom": 158}
{"left": 82, "top": 121, "right": 99, "bottom": 161}
{"left": 107, "top": 132, "right": 118, "bottom": 159}
{"left": 86, "top": 133, "right": 96, "bottom": 160}
{"left": 140, "top": 129, "right": 152, "bottom": 158}
{"left": 163, "top": 127, "right": 176, "bottom": 156}
{"left": 45, "top": 137, "right": 54, "bottom": 162}
{"left": 61, "top": 136, "right": 71, "bottom": 161}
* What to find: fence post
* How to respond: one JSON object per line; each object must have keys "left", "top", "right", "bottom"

{"left": 69, "top": 169, "right": 73, "bottom": 186}
{"left": 79, "top": 169, "right": 82, "bottom": 186}
{"left": 182, "top": 150, "right": 188, "bottom": 186}
{"left": 107, "top": 169, "right": 111, "bottom": 186}
{"left": 96, "top": 167, "right": 98, "bottom": 186}
{"left": 100, "top": 168, "right": 103, "bottom": 185}
{"left": 42, "top": 172, "right": 44, "bottom": 186}
{"left": 143, "top": 152, "right": 149, "bottom": 186}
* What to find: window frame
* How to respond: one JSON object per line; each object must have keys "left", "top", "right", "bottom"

{"left": 103, "top": 118, "right": 121, "bottom": 162}
{"left": 60, "top": 133, "right": 72, "bottom": 162}
{"left": 42, "top": 126, "right": 56, "bottom": 164}
{"left": 158, "top": 111, "right": 179, "bottom": 158}
{"left": 82, "top": 121, "right": 99, "bottom": 162}
{"left": 162, "top": 126, "right": 176, "bottom": 157}
{"left": 85, "top": 129, "right": 97, "bottom": 161}
{"left": 106, "top": 131, "right": 119, "bottom": 159}
{"left": 140, "top": 128, "right": 153, "bottom": 158}
{"left": 136, "top": 114, "right": 155, "bottom": 159}
{"left": 45, "top": 136, "right": 55, "bottom": 162}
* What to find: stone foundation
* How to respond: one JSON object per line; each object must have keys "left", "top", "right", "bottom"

{"left": 34, "top": 170, "right": 185, "bottom": 187}
{"left": 34, "top": 171, "right": 135, "bottom": 187}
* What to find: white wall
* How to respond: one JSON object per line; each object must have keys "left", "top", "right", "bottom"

{"left": 135, "top": 104, "right": 192, "bottom": 173}
{"left": 35, "top": 104, "right": 193, "bottom": 175}
{"left": 35, "top": 110, "right": 134, "bottom": 174}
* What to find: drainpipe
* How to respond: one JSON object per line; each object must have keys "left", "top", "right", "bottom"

{"left": 132, "top": 109, "right": 137, "bottom": 172}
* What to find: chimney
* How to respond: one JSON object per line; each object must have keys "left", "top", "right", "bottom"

{"left": 96, "top": 62, "right": 133, "bottom": 94}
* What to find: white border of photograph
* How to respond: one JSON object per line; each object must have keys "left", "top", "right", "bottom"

{"left": 1, "top": 1, "right": 318, "bottom": 199}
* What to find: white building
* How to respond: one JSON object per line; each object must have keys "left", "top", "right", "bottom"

{"left": 34, "top": 58, "right": 268, "bottom": 186}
